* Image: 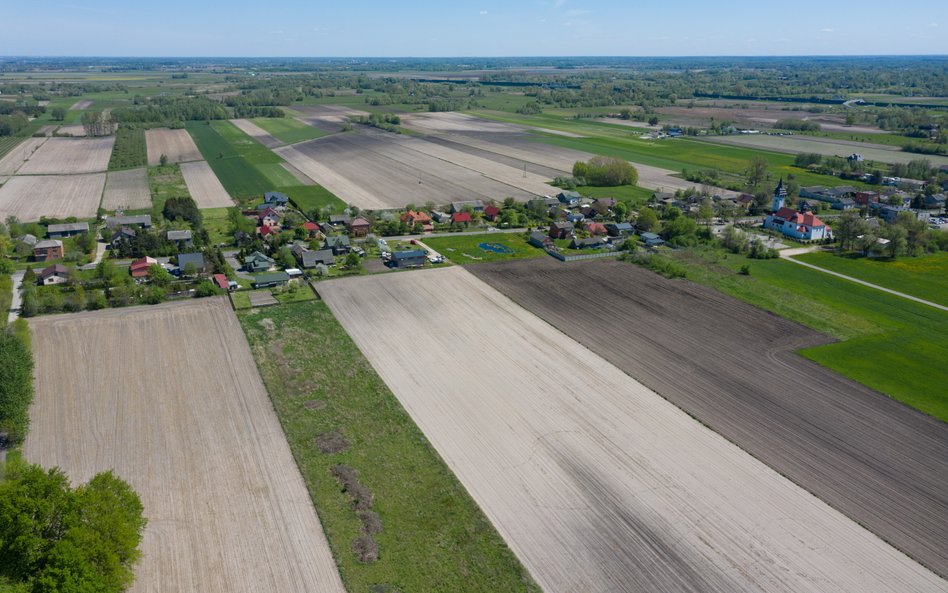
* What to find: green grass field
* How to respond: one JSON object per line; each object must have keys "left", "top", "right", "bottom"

{"left": 280, "top": 184, "right": 345, "bottom": 213}
{"left": 107, "top": 126, "right": 147, "bottom": 170}
{"left": 794, "top": 251, "right": 948, "bottom": 308}
{"left": 201, "top": 207, "right": 232, "bottom": 245}
{"left": 669, "top": 248, "right": 948, "bottom": 422}
{"left": 249, "top": 117, "right": 331, "bottom": 144}
{"left": 186, "top": 120, "right": 297, "bottom": 199}
{"left": 147, "top": 164, "right": 190, "bottom": 217}
{"left": 238, "top": 302, "right": 539, "bottom": 593}
{"left": 423, "top": 232, "right": 546, "bottom": 264}
{"left": 0, "top": 136, "right": 23, "bottom": 160}
{"left": 578, "top": 184, "right": 655, "bottom": 206}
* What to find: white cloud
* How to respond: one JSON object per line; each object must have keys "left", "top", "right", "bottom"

{"left": 820, "top": 27, "right": 834, "bottom": 32}
{"left": 480, "top": 9, "right": 488, "bottom": 15}
{"left": 930, "top": 22, "right": 939, "bottom": 27}
{"left": 567, "top": 9, "right": 591, "bottom": 16}
{"left": 554, "top": 0, "right": 567, "bottom": 6}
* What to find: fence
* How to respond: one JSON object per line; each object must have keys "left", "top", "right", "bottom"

{"left": 546, "top": 250, "right": 621, "bottom": 262}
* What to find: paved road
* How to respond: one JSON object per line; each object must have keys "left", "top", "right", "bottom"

{"left": 782, "top": 248, "right": 948, "bottom": 312}
{"left": 7, "top": 269, "right": 25, "bottom": 324}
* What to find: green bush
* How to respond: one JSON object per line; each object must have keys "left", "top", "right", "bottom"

{"left": 0, "top": 326, "right": 33, "bottom": 443}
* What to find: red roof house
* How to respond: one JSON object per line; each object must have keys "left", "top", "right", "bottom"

{"left": 452, "top": 212, "right": 472, "bottom": 224}
{"left": 302, "top": 222, "right": 321, "bottom": 237}
{"left": 764, "top": 207, "right": 830, "bottom": 241}
{"left": 347, "top": 217, "right": 371, "bottom": 237}
{"left": 129, "top": 256, "right": 158, "bottom": 279}
{"left": 585, "top": 222, "right": 609, "bottom": 236}
{"left": 483, "top": 205, "right": 501, "bottom": 221}
{"left": 213, "top": 273, "right": 229, "bottom": 290}
{"left": 401, "top": 210, "right": 432, "bottom": 225}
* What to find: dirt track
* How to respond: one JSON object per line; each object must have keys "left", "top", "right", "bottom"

{"left": 319, "top": 268, "right": 946, "bottom": 593}
{"left": 23, "top": 299, "right": 346, "bottom": 593}
{"left": 470, "top": 258, "right": 948, "bottom": 578}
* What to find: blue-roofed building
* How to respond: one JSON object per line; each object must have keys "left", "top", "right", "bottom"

{"left": 391, "top": 250, "right": 427, "bottom": 268}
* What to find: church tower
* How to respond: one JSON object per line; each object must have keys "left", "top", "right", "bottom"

{"left": 772, "top": 178, "right": 787, "bottom": 212}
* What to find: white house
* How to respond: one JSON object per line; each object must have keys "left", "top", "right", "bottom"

{"left": 764, "top": 207, "right": 830, "bottom": 241}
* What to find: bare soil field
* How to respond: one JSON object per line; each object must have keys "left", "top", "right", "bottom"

{"left": 55, "top": 124, "right": 87, "bottom": 137}
{"left": 145, "top": 128, "right": 202, "bottom": 166}
{"left": 0, "top": 173, "right": 105, "bottom": 220}
{"left": 16, "top": 137, "right": 114, "bottom": 174}
{"left": 657, "top": 103, "right": 885, "bottom": 134}
{"left": 179, "top": 160, "right": 234, "bottom": 208}
{"left": 294, "top": 105, "right": 371, "bottom": 132}
{"left": 69, "top": 99, "right": 93, "bottom": 110}
{"left": 319, "top": 268, "right": 946, "bottom": 593}
{"left": 24, "top": 299, "right": 347, "bottom": 593}
{"left": 230, "top": 118, "right": 284, "bottom": 148}
{"left": 0, "top": 137, "right": 48, "bottom": 175}
{"left": 102, "top": 167, "right": 151, "bottom": 210}
{"left": 704, "top": 134, "right": 948, "bottom": 168}
{"left": 470, "top": 258, "right": 948, "bottom": 579}
{"left": 275, "top": 129, "right": 544, "bottom": 209}
{"left": 36, "top": 124, "right": 57, "bottom": 136}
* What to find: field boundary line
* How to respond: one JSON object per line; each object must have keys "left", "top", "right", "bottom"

{"left": 784, "top": 255, "right": 948, "bottom": 312}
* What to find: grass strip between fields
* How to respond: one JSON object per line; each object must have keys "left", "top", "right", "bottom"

{"left": 668, "top": 249, "right": 948, "bottom": 422}
{"left": 238, "top": 301, "right": 540, "bottom": 593}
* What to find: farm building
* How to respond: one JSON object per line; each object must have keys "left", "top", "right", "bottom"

{"left": 107, "top": 214, "right": 152, "bottom": 229}
{"left": 37, "top": 264, "right": 70, "bottom": 285}
{"left": 167, "top": 229, "right": 193, "bottom": 248}
{"left": 252, "top": 271, "right": 290, "bottom": 288}
{"left": 764, "top": 207, "right": 830, "bottom": 241}
{"left": 33, "top": 240, "right": 64, "bottom": 262}
{"left": 605, "top": 222, "right": 634, "bottom": 236}
{"left": 19, "top": 234, "right": 37, "bottom": 247}
{"left": 391, "top": 250, "right": 427, "bottom": 268}
{"left": 549, "top": 221, "right": 574, "bottom": 239}
{"left": 129, "top": 256, "right": 158, "bottom": 279}
{"left": 640, "top": 232, "right": 665, "bottom": 247}
{"left": 347, "top": 217, "right": 371, "bottom": 237}
{"left": 528, "top": 231, "right": 554, "bottom": 249}
{"left": 178, "top": 252, "right": 208, "bottom": 274}
{"left": 451, "top": 200, "right": 484, "bottom": 213}
{"left": 212, "top": 274, "right": 236, "bottom": 291}
{"left": 244, "top": 251, "right": 275, "bottom": 273}
{"left": 324, "top": 235, "right": 351, "bottom": 255}
{"left": 47, "top": 222, "right": 89, "bottom": 238}
{"left": 329, "top": 214, "right": 351, "bottom": 226}
{"left": 570, "top": 237, "right": 606, "bottom": 250}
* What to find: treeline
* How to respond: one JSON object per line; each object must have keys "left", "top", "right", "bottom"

{"left": 572, "top": 156, "right": 638, "bottom": 186}
{"left": 232, "top": 105, "right": 284, "bottom": 118}
{"left": 112, "top": 96, "right": 227, "bottom": 124}
{"left": 108, "top": 126, "right": 147, "bottom": 170}
{"left": 0, "top": 322, "right": 33, "bottom": 443}
{"left": 773, "top": 119, "right": 820, "bottom": 132}
{"left": 352, "top": 113, "right": 401, "bottom": 133}
{"left": 0, "top": 112, "right": 29, "bottom": 136}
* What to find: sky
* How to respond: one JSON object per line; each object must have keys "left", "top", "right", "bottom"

{"left": 0, "top": 0, "right": 945, "bottom": 57}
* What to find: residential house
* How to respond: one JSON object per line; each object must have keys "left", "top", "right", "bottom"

{"left": 212, "top": 274, "right": 230, "bottom": 291}
{"left": 258, "top": 225, "right": 279, "bottom": 238}
{"left": 923, "top": 194, "right": 946, "bottom": 210}
{"left": 565, "top": 211, "right": 585, "bottom": 224}
{"left": 831, "top": 198, "right": 857, "bottom": 211}
{"left": 483, "top": 205, "right": 501, "bottom": 221}
{"left": 585, "top": 222, "right": 608, "bottom": 236}
{"left": 109, "top": 227, "right": 136, "bottom": 249}
{"left": 401, "top": 210, "right": 433, "bottom": 227}
{"left": 318, "top": 222, "right": 334, "bottom": 235}
{"left": 252, "top": 271, "right": 290, "bottom": 288}
{"left": 557, "top": 191, "right": 581, "bottom": 206}
{"left": 763, "top": 207, "right": 830, "bottom": 241}
{"left": 264, "top": 191, "right": 290, "bottom": 207}
{"left": 106, "top": 215, "right": 151, "bottom": 229}
{"left": 37, "top": 264, "right": 70, "bottom": 285}
{"left": 324, "top": 235, "right": 351, "bottom": 255}
{"left": 640, "top": 232, "right": 665, "bottom": 247}
{"left": 855, "top": 191, "right": 881, "bottom": 206}
{"left": 605, "top": 222, "right": 634, "bottom": 237}
{"left": 47, "top": 222, "right": 89, "bottom": 238}
{"left": 33, "top": 239, "right": 64, "bottom": 262}
{"left": 430, "top": 210, "right": 452, "bottom": 224}
{"left": 528, "top": 197, "right": 559, "bottom": 210}
{"left": 450, "top": 200, "right": 484, "bottom": 213}
{"left": 452, "top": 212, "right": 472, "bottom": 224}
{"left": 258, "top": 207, "right": 281, "bottom": 229}
{"left": 391, "top": 250, "right": 427, "bottom": 268}
{"left": 736, "top": 194, "right": 756, "bottom": 210}
{"left": 129, "top": 256, "right": 158, "bottom": 279}
{"left": 302, "top": 222, "right": 321, "bottom": 238}
{"left": 347, "top": 217, "right": 371, "bottom": 237}
{"left": 549, "top": 221, "right": 574, "bottom": 239}
{"left": 177, "top": 252, "right": 207, "bottom": 274}
{"left": 307, "top": 249, "right": 336, "bottom": 268}
{"left": 876, "top": 205, "right": 930, "bottom": 224}
{"left": 528, "top": 231, "right": 554, "bottom": 249}
{"left": 244, "top": 251, "right": 275, "bottom": 273}
{"left": 329, "top": 214, "right": 351, "bottom": 227}
{"left": 167, "top": 229, "right": 193, "bottom": 248}
{"left": 570, "top": 236, "right": 606, "bottom": 250}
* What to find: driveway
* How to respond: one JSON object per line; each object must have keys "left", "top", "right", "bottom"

{"left": 7, "top": 269, "right": 25, "bottom": 324}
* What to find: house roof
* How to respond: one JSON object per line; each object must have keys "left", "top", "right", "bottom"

{"left": 606, "top": 222, "right": 634, "bottom": 231}
{"left": 48, "top": 222, "right": 89, "bottom": 234}
{"left": 558, "top": 191, "right": 581, "bottom": 199}
{"left": 530, "top": 231, "right": 552, "bottom": 243}
{"left": 585, "top": 222, "right": 608, "bottom": 235}
{"left": 349, "top": 217, "right": 370, "bottom": 227}
{"left": 129, "top": 257, "right": 157, "bottom": 272}
{"left": 107, "top": 215, "right": 151, "bottom": 227}
{"left": 401, "top": 210, "right": 432, "bottom": 223}
{"left": 258, "top": 207, "right": 280, "bottom": 220}
{"left": 259, "top": 225, "right": 278, "bottom": 236}
{"left": 304, "top": 249, "right": 335, "bottom": 266}
{"left": 393, "top": 249, "right": 427, "bottom": 261}
{"left": 329, "top": 214, "right": 351, "bottom": 224}
{"left": 452, "top": 212, "right": 472, "bottom": 223}
{"left": 213, "top": 274, "right": 229, "bottom": 289}
{"left": 34, "top": 239, "right": 63, "bottom": 250}
{"left": 178, "top": 252, "right": 206, "bottom": 269}
{"left": 483, "top": 204, "right": 501, "bottom": 215}
{"left": 38, "top": 264, "right": 69, "bottom": 278}
{"left": 113, "top": 227, "right": 136, "bottom": 238}
{"left": 254, "top": 271, "right": 290, "bottom": 284}
{"left": 773, "top": 207, "right": 825, "bottom": 228}
{"left": 451, "top": 200, "right": 484, "bottom": 212}
{"left": 640, "top": 232, "right": 661, "bottom": 241}
{"left": 325, "top": 235, "right": 351, "bottom": 247}
{"left": 302, "top": 221, "right": 320, "bottom": 231}
{"left": 552, "top": 221, "right": 573, "bottom": 230}
{"left": 167, "top": 229, "right": 192, "bottom": 240}
{"left": 264, "top": 191, "right": 289, "bottom": 203}
{"left": 20, "top": 234, "right": 37, "bottom": 245}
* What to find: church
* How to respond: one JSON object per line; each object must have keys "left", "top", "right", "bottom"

{"left": 763, "top": 179, "right": 831, "bottom": 241}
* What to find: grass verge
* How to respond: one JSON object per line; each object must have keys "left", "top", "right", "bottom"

{"left": 423, "top": 232, "right": 546, "bottom": 264}
{"left": 238, "top": 301, "right": 539, "bottom": 593}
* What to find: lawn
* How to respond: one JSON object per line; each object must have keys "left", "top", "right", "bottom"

{"left": 185, "top": 120, "right": 297, "bottom": 199}
{"left": 795, "top": 251, "right": 948, "bottom": 308}
{"left": 249, "top": 117, "right": 331, "bottom": 144}
{"left": 423, "top": 232, "right": 547, "bottom": 264}
{"left": 201, "top": 207, "right": 232, "bottom": 246}
{"left": 668, "top": 248, "right": 948, "bottom": 422}
{"left": 238, "top": 302, "right": 539, "bottom": 593}
{"left": 147, "top": 163, "right": 190, "bottom": 218}
{"left": 281, "top": 184, "right": 346, "bottom": 213}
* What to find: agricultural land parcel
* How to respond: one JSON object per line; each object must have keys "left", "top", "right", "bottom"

{"left": 238, "top": 301, "right": 539, "bottom": 593}
{"left": 704, "top": 133, "right": 948, "bottom": 168}
{"left": 15, "top": 137, "right": 114, "bottom": 174}
{"left": 145, "top": 128, "right": 202, "bottom": 166}
{"left": 470, "top": 258, "right": 948, "bottom": 578}
{"left": 655, "top": 101, "right": 886, "bottom": 134}
{"left": 179, "top": 160, "right": 235, "bottom": 208}
{"left": 102, "top": 167, "right": 151, "bottom": 210}
{"left": 0, "top": 173, "right": 106, "bottom": 221}
{"left": 230, "top": 119, "right": 284, "bottom": 149}
{"left": 319, "top": 267, "right": 946, "bottom": 593}
{"left": 0, "top": 137, "right": 47, "bottom": 175}
{"left": 248, "top": 117, "right": 331, "bottom": 145}
{"left": 23, "top": 299, "right": 347, "bottom": 593}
